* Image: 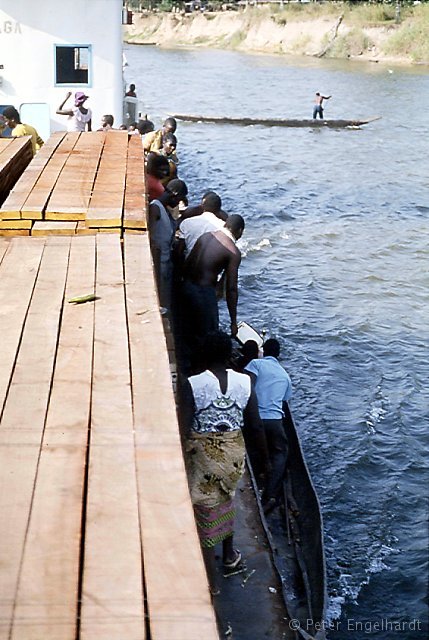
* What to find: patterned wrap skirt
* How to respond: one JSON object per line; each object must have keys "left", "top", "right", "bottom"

{"left": 186, "top": 429, "right": 246, "bottom": 548}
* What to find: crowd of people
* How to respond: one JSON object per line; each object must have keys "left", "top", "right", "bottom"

{"left": 141, "top": 114, "right": 295, "bottom": 595}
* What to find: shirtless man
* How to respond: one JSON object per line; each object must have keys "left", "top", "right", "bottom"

{"left": 180, "top": 215, "right": 244, "bottom": 368}
{"left": 313, "top": 92, "right": 331, "bottom": 120}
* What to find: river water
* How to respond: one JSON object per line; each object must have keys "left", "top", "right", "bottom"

{"left": 124, "top": 44, "right": 428, "bottom": 638}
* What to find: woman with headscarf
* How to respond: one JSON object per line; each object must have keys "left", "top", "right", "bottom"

{"left": 56, "top": 91, "right": 92, "bottom": 132}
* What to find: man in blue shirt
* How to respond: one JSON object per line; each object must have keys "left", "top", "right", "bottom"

{"left": 245, "top": 338, "right": 292, "bottom": 510}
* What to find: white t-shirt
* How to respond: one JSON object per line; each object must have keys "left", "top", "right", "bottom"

{"left": 189, "top": 369, "right": 251, "bottom": 434}
{"left": 67, "top": 106, "right": 92, "bottom": 132}
{"left": 178, "top": 211, "right": 225, "bottom": 256}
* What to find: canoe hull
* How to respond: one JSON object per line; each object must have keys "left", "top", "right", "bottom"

{"left": 172, "top": 114, "right": 381, "bottom": 128}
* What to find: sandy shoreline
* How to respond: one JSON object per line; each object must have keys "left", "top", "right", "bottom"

{"left": 124, "top": 11, "right": 427, "bottom": 67}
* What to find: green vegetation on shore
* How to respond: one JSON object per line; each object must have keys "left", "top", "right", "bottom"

{"left": 125, "top": 2, "right": 429, "bottom": 64}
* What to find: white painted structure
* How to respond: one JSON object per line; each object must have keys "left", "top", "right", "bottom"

{"left": 0, "top": 0, "right": 124, "bottom": 138}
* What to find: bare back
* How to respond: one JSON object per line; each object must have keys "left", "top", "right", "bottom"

{"left": 184, "top": 230, "right": 240, "bottom": 287}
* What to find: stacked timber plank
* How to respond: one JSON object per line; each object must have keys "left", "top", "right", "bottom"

{"left": 0, "top": 234, "right": 219, "bottom": 640}
{"left": 0, "top": 137, "right": 33, "bottom": 207}
{"left": 0, "top": 131, "right": 146, "bottom": 236}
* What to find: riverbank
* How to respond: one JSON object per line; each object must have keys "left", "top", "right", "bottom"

{"left": 123, "top": 4, "right": 429, "bottom": 66}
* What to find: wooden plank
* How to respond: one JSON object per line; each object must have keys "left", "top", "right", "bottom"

{"left": 0, "top": 219, "right": 32, "bottom": 229}
{"left": 0, "top": 238, "right": 45, "bottom": 412}
{"left": 0, "top": 237, "right": 71, "bottom": 640}
{"left": 86, "top": 132, "right": 127, "bottom": 228}
{"left": 32, "top": 221, "right": 78, "bottom": 236}
{"left": 27, "top": 133, "right": 66, "bottom": 169}
{"left": 123, "top": 135, "right": 147, "bottom": 230}
{"left": 45, "top": 132, "right": 105, "bottom": 221}
{"left": 0, "top": 230, "right": 30, "bottom": 236}
{"left": 11, "top": 236, "right": 96, "bottom": 640}
{"left": 0, "top": 138, "right": 15, "bottom": 154}
{"left": 0, "top": 137, "right": 32, "bottom": 174}
{"left": 0, "top": 239, "right": 8, "bottom": 264}
{"left": 0, "top": 138, "right": 33, "bottom": 207}
{"left": 124, "top": 234, "right": 219, "bottom": 639}
{"left": 76, "top": 221, "right": 97, "bottom": 236}
{"left": 44, "top": 193, "right": 91, "bottom": 221}
{"left": 95, "top": 228, "right": 121, "bottom": 234}
{"left": 0, "top": 133, "right": 66, "bottom": 219}
{"left": 80, "top": 234, "right": 145, "bottom": 640}
{"left": 20, "top": 133, "right": 80, "bottom": 220}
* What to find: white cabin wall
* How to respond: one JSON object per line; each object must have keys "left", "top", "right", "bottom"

{"left": 0, "top": 0, "right": 123, "bottom": 133}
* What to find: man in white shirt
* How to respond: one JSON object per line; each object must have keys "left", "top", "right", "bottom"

{"left": 177, "top": 192, "right": 226, "bottom": 258}
{"left": 245, "top": 338, "right": 292, "bottom": 511}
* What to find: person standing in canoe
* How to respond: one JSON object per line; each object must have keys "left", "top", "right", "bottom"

{"left": 313, "top": 92, "right": 331, "bottom": 120}
{"left": 245, "top": 338, "right": 293, "bottom": 513}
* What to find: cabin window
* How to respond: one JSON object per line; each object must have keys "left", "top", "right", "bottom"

{"left": 55, "top": 45, "right": 91, "bottom": 85}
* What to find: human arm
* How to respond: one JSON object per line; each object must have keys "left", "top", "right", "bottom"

{"left": 225, "top": 251, "right": 241, "bottom": 337}
{"left": 215, "top": 271, "right": 226, "bottom": 301}
{"left": 171, "top": 236, "right": 186, "bottom": 273}
{"left": 143, "top": 130, "right": 157, "bottom": 152}
{"left": 177, "top": 377, "right": 195, "bottom": 443}
{"left": 87, "top": 118, "right": 92, "bottom": 132}
{"left": 148, "top": 202, "right": 161, "bottom": 284}
{"left": 56, "top": 92, "right": 74, "bottom": 116}
{"left": 179, "top": 204, "right": 203, "bottom": 221}
{"left": 280, "top": 371, "right": 293, "bottom": 417}
{"left": 243, "top": 386, "right": 270, "bottom": 474}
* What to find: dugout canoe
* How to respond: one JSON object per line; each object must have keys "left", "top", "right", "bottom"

{"left": 230, "top": 325, "right": 327, "bottom": 639}
{"left": 243, "top": 405, "right": 327, "bottom": 640}
{"left": 265, "top": 404, "right": 327, "bottom": 640}
{"left": 172, "top": 113, "right": 381, "bottom": 128}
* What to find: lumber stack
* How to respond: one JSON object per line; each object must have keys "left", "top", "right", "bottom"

{"left": 0, "top": 234, "right": 219, "bottom": 640}
{"left": 0, "top": 131, "right": 147, "bottom": 236}
{"left": 0, "top": 137, "right": 33, "bottom": 206}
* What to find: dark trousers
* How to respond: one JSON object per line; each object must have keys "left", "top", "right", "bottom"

{"left": 262, "top": 419, "right": 288, "bottom": 501}
{"left": 176, "top": 279, "right": 219, "bottom": 374}
{"left": 313, "top": 105, "right": 323, "bottom": 119}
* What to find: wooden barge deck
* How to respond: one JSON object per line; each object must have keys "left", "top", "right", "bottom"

{"left": 0, "top": 233, "right": 218, "bottom": 639}
{"left": 0, "top": 131, "right": 298, "bottom": 640}
{"left": 0, "top": 132, "right": 219, "bottom": 639}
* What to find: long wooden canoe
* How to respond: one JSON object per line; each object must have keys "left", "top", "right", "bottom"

{"left": 267, "top": 405, "right": 327, "bottom": 639}
{"left": 172, "top": 113, "right": 381, "bottom": 128}
{"left": 229, "top": 326, "right": 327, "bottom": 639}
{"left": 240, "top": 406, "right": 327, "bottom": 640}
